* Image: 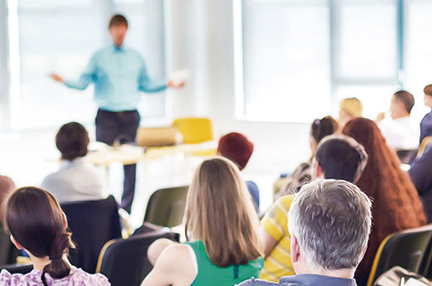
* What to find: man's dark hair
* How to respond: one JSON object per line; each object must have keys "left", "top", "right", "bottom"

{"left": 56, "top": 122, "right": 89, "bottom": 161}
{"left": 109, "top": 14, "right": 128, "bottom": 29}
{"left": 315, "top": 135, "right": 368, "bottom": 183}
{"left": 394, "top": 90, "right": 415, "bottom": 114}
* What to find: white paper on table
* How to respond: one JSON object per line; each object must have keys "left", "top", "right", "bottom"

{"left": 169, "top": 69, "right": 190, "bottom": 85}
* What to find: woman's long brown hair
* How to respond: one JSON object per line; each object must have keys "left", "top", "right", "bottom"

{"left": 5, "top": 187, "right": 74, "bottom": 286}
{"left": 185, "top": 157, "right": 262, "bottom": 267}
{"left": 342, "top": 118, "right": 426, "bottom": 280}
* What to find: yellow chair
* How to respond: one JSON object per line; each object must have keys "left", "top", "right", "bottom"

{"left": 172, "top": 117, "right": 213, "bottom": 144}
{"left": 367, "top": 225, "right": 432, "bottom": 286}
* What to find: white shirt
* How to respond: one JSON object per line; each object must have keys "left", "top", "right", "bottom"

{"left": 378, "top": 117, "right": 420, "bottom": 150}
{"left": 42, "top": 158, "right": 107, "bottom": 203}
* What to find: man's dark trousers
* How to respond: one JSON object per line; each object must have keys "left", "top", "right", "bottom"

{"left": 95, "top": 108, "right": 140, "bottom": 213}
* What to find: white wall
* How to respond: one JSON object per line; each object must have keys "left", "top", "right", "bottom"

{"left": 165, "top": 0, "right": 311, "bottom": 206}
{"left": 166, "top": 0, "right": 311, "bottom": 170}
{"left": 0, "top": 1, "right": 10, "bottom": 130}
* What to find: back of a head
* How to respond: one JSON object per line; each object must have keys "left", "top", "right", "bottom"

{"left": 217, "top": 132, "right": 254, "bottom": 171}
{"left": 0, "top": 176, "right": 15, "bottom": 221}
{"left": 315, "top": 135, "right": 368, "bottom": 183}
{"left": 5, "top": 187, "right": 74, "bottom": 284}
{"left": 288, "top": 180, "right": 372, "bottom": 272}
{"left": 342, "top": 118, "right": 399, "bottom": 194}
{"left": 341, "top": 118, "right": 383, "bottom": 158}
{"left": 424, "top": 84, "right": 432, "bottom": 96}
{"left": 310, "top": 116, "right": 339, "bottom": 144}
{"left": 185, "top": 157, "right": 261, "bottom": 267}
{"left": 56, "top": 122, "right": 89, "bottom": 161}
{"left": 394, "top": 90, "right": 415, "bottom": 114}
{"left": 340, "top": 98, "right": 363, "bottom": 118}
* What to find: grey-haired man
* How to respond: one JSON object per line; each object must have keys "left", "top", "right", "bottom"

{"left": 241, "top": 179, "right": 372, "bottom": 286}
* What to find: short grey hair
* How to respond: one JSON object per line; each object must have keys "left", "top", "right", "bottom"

{"left": 288, "top": 179, "right": 372, "bottom": 272}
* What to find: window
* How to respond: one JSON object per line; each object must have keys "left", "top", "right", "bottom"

{"left": 240, "top": 0, "right": 331, "bottom": 122}
{"left": 6, "top": 0, "right": 166, "bottom": 130}
{"left": 333, "top": 0, "right": 399, "bottom": 119}
{"left": 237, "top": 0, "right": 432, "bottom": 122}
{"left": 404, "top": 0, "right": 432, "bottom": 120}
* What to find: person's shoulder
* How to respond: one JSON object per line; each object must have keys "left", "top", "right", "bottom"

{"left": 277, "top": 194, "right": 296, "bottom": 207}
{"left": 246, "top": 181, "right": 258, "bottom": 188}
{"left": 152, "top": 242, "right": 195, "bottom": 279}
{"left": 88, "top": 47, "right": 110, "bottom": 61}
{"left": 237, "top": 277, "right": 281, "bottom": 286}
{"left": 0, "top": 269, "right": 35, "bottom": 286}
{"left": 162, "top": 242, "right": 191, "bottom": 260}
{"left": 123, "top": 47, "right": 144, "bottom": 58}
{"left": 41, "top": 171, "right": 62, "bottom": 187}
{"left": 96, "top": 46, "right": 112, "bottom": 54}
{"left": 72, "top": 268, "right": 111, "bottom": 285}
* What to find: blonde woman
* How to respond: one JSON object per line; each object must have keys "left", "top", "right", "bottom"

{"left": 141, "top": 157, "right": 263, "bottom": 286}
{"left": 338, "top": 97, "right": 363, "bottom": 131}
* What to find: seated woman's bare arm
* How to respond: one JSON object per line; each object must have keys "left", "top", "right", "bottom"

{"left": 141, "top": 243, "right": 196, "bottom": 286}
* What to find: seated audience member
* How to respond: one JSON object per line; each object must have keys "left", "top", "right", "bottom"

{"left": 217, "top": 132, "right": 260, "bottom": 210}
{"left": 141, "top": 157, "right": 263, "bottom": 286}
{"left": 375, "top": 90, "right": 419, "bottom": 150}
{"left": 343, "top": 118, "right": 426, "bottom": 286}
{"left": 240, "top": 179, "right": 372, "bottom": 286}
{"left": 420, "top": 84, "right": 432, "bottom": 144}
{"left": 312, "top": 135, "right": 368, "bottom": 181}
{"left": 0, "top": 187, "right": 110, "bottom": 286}
{"left": 338, "top": 97, "right": 363, "bottom": 131}
{"left": 274, "top": 116, "right": 338, "bottom": 199}
{"left": 409, "top": 146, "right": 432, "bottom": 223}
{"left": 42, "top": 122, "right": 106, "bottom": 203}
{"left": 259, "top": 135, "right": 368, "bottom": 282}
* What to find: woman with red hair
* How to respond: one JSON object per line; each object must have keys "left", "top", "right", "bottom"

{"left": 217, "top": 132, "right": 259, "bottom": 211}
{"left": 342, "top": 118, "right": 426, "bottom": 286}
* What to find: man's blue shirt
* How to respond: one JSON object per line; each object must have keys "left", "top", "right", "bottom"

{"left": 65, "top": 44, "right": 167, "bottom": 112}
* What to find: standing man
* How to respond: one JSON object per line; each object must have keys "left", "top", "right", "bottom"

{"left": 51, "top": 14, "right": 183, "bottom": 213}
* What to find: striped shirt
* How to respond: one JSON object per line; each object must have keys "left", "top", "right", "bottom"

{"left": 259, "top": 195, "right": 295, "bottom": 282}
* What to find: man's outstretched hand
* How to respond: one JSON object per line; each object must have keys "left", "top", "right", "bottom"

{"left": 50, "top": 73, "right": 64, "bottom": 83}
{"left": 167, "top": 80, "right": 185, "bottom": 89}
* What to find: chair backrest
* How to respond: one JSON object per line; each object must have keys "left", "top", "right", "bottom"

{"left": 144, "top": 186, "right": 188, "bottom": 228}
{"left": 0, "top": 263, "right": 33, "bottom": 274}
{"left": 0, "top": 224, "right": 20, "bottom": 266}
{"left": 367, "top": 225, "right": 432, "bottom": 286}
{"left": 172, "top": 117, "right": 213, "bottom": 144}
{"left": 96, "top": 229, "right": 179, "bottom": 286}
{"left": 61, "top": 195, "right": 122, "bottom": 273}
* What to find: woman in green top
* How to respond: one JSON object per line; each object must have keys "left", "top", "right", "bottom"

{"left": 141, "top": 157, "right": 264, "bottom": 286}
